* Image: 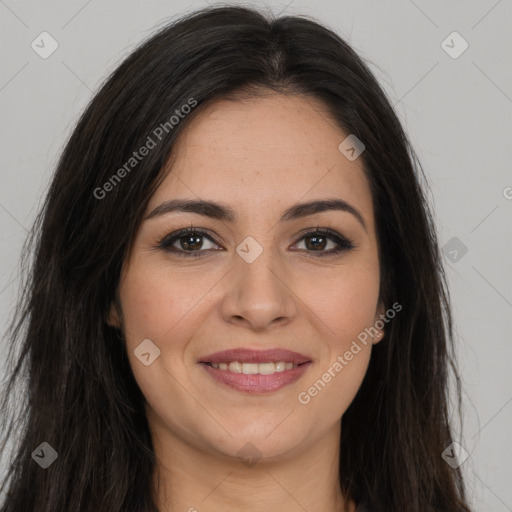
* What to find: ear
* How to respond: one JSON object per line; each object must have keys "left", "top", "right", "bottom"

{"left": 372, "top": 301, "right": 386, "bottom": 344}
{"left": 373, "top": 330, "right": 384, "bottom": 344}
{"left": 107, "top": 301, "right": 122, "bottom": 329}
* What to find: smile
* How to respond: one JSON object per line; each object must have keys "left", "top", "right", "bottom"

{"left": 199, "top": 348, "right": 312, "bottom": 393}
{"left": 204, "top": 360, "right": 301, "bottom": 374}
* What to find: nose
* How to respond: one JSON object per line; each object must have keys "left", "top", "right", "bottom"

{"left": 219, "top": 247, "right": 297, "bottom": 332}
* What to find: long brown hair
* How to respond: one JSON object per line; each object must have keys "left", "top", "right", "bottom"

{"left": 0, "top": 5, "right": 471, "bottom": 511}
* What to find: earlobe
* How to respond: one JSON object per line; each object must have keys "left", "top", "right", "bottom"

{"left": 373, "top": 330, "right": 385, "bottom": 344}
{"left": 373, "top": 302, "right": 386, "bottom": 344}
{"left": 107, "top": 303, "right": 122, "bottom": 329}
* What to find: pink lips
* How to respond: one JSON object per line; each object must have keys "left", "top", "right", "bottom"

{"left": 199, "top": 348, "right": 311, "bottom": 365}
{"left": 198, "top": 348, "right": 312, "bottom": 394}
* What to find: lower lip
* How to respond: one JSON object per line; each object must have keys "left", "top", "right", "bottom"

{"left": 200, "top": 362, "right": 312, "bottom": 394}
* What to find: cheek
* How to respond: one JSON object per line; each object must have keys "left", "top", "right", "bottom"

{"left": 117, "top": 263, "right": 203, "bottom": 403}
{"left": 299, "top": 262, "right": 380, "bottom": 344}
{"left": 118, "top": 258, "right": 216, "bottom": 347}
{"left": 296, "top": 281, "right": 375, "bottom": 422}
{"left": 118, "top": 274, "right": 171, "bottom": 346}
{"left": 295, "top": 314, "right": 373, "bottom": 427}
{"left": 293, "top": 259, "right": 379, "bottom": 411}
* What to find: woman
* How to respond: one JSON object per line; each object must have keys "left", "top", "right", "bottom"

{"left": 0, "top": 5, "right": 472, "bottom": 511}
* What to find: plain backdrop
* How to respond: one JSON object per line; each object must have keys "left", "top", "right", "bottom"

{"left": 0, "top": 1, "right": 511, "bottom": 510}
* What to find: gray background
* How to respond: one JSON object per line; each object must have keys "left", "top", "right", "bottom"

{"left": 0, "top": 1, "right": 511, "bottom": 510}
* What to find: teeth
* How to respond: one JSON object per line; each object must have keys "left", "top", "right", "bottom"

{"left": 210, "top": 361, "right": 300, "bottom": 375}
{"left": 275, "top": 361, "right": 286, "bottom": 372}
{"left": 229, "top": 361, "right": 242, "bottom": 373}
{"left": 259, "top": 362, "right": 277, "bottom": 375}
{"left": 243, "top": 363, "right": 259, "bottom": 375}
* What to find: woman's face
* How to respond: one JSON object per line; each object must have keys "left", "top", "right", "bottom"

{"left": 112, "top": 93, "right": 384, "bottom": 462}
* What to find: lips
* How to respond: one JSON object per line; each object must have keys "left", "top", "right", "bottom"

{"left": 198, "top": 348, "right": 312, "bottom": 394}
{"left": 198, "top": 348, "right": 311, "bottom": 365}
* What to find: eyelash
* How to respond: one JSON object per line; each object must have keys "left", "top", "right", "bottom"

{"left": 157, "top": 225, "right": 356, "bottom": 258}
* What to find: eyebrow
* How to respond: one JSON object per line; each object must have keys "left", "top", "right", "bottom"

{"left": 145, "top": 198, "right": 367, "bottom": 230}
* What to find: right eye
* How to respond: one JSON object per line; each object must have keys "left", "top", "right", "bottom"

{"left": 158, "top": 227, "right": 223, "bottom": 257}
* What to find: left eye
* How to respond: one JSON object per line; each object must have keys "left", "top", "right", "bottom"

{"left": 294, "top": 232, "right": 340, "bottom": 252}
{"left": 291, "top": 229, "right": 355, "bottom": 256}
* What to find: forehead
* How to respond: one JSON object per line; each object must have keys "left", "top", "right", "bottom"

{"left": 148, "top": 94, "right": 374, "bottom": 225}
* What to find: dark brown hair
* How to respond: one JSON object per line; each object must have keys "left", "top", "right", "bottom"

{"left": 0, "top": 5, "right": 471, "bottom": 511}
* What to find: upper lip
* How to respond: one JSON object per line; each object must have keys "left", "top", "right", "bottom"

{"left": 199, "top": 348, "right": 312, "bottom": 365}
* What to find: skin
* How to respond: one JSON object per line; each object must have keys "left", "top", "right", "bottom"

{"left": 110, "top": 93, "right": 385, "bottom": 512}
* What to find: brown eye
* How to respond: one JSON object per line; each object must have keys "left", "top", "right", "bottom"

{"left": 176, "top": 233, "right": 207, "bottom": 251}
{"left": 293, "top": 229, "right": 355, "bottom": 256}
{"left": 158, "top": 226, "right": 355, "bottom": 258}
{"left": 159, "top": 227, "right": 222, "bottom": 256}
{"left": 303, "top": 233, "right": 331, "bottom": 251}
